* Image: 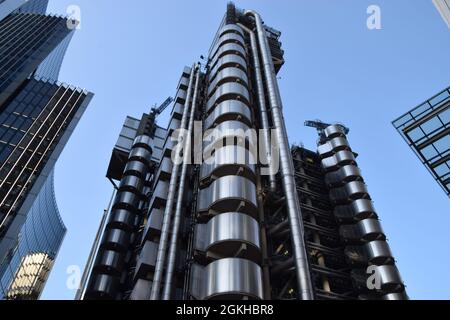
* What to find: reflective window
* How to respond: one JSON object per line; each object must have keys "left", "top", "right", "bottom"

{"left": 420, "top": 116, "right": 442, "bottom": 135}
{"left": 421, "top": 145, "right": 438, "bottom": 161}
{"left": 434, "top": 136, "right": 450, "bottom": 154}
{"left": 0, "top": 171, "right": 66, "bottom": 300}
{"left": 434, "top": 162, "right": 449, "bottom": 178}
{"left": 440, "top": 108, "right": 450, "bottom": 124}
{"left": 430, "top": 90, "right": 450, "bottom": 107}
{"left": 407, "top": 127, "right": 425, "bottom": 142}
{"left": 411, "top": 103, "right": 430, "bottom": 118}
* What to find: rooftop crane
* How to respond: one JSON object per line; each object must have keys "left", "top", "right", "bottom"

{"left": 305, "top": 120, "right": 350, "bottom": 144}
{"left": 151, "top": 97, "right": 174, "bottom": 116}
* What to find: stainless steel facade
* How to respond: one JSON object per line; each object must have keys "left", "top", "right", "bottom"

{"left": 314, "top": 125, "right": 406, "bottom": 299}
{"left": 393, "top": 87, "right": 449, "bottom": 196}
{"left": 83, "top": 3, "right": 406, "bottom": 301}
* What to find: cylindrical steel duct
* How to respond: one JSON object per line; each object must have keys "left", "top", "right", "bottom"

{"left": 318, "top": 125, "right": 407, "bottom": 299}
{"left": 150, "top": 64, "right": 197, "bottom": 300}
{"left": 237, "top": 23, "right": 277, "bottom": 192}
{"left": 245, "top": 10, "right": 314, "bottom": 300}
{"left": 85, "top": 134, "right": 153, "bottom": 299}
{"left": 163, "top": 64, "right": 201, "bottom": 300}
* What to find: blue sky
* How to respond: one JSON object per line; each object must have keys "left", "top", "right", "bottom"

{"left": 41, "top": 0, "right": 450, "bottom": 300}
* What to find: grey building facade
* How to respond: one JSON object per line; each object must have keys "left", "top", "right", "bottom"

{"left": 81, "top": 3, "right": 406, "bottom": 301}
{"left": 393, "top": 87, "right": 449, "bottom": 196}
{"left": 0, "top": 0, "right": 93, "bottom": 299}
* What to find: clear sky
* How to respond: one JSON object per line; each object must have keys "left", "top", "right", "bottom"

{"left": 41, "top": 0, "right": 450, "bottom": 300}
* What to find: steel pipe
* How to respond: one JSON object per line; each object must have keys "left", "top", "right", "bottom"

{"left": 163, "top": 65, "right": 201, "bottom": 300}
{"left": 238, "top": 23, "right": 277, "bottom": 192}
{"left": 150, "top": 64, "right": 197, "bottom": 300}
{"left": 75, "top": 189, "right": 117, "bottom": 300}
{"left": 245, "top": 10, "right": 314, "bottom": 300}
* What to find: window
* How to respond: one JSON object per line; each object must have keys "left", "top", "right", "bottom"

{"left": 411, "top": 103, "right": 431, "bottom": 118}
{"left": 430, "top": 91, "right": 450, "bottom": 107}
{"left": 434, "top": 162, "right": 449, "bottom": 178}
{"left": 393, "top": 113, "right": 412, "bottom": 128}
{"left": 439, "top": 107, "right": 450, "bottom": 124}
{"left": 421, "top": 145, "right": 438, "bottom": 161}
{"left": 420, "top": 116, "right": 443, "bottom": 135}
{"left": 0, "top": 145, "right": 13, "bottom": 163}
{"left": 407, "top": 127, "right": 425, "bottom": 142}
{"left": 9, "top": 132, "right": 23, "bottom": 146}
{"left": 434, "top": 135, "right": 450, "bottom": 154}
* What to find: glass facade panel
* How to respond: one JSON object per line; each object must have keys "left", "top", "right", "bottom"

{"left": 435, "top": 136, "right": 450, "bottom": 154}
{"left": 440, "top": 108, "right": 450, "bottom": 124}
{"left": 0, "top": 13, "right": 72, "bottom": 107}
{"left": 0, "top": 78, "right": 90, "bottom": 240}
{"left": 36, "top": 31, "right": 74, "bottom": 81}
{"left": 407, "top": 127, "right": 425, "bottom": 142}
{"left": 421, "top": 116, "right": 442, "bottom": 135}
{"left": 15, "top": 0, "right": 48, "bottom": 14}
{"left": 429, "top": 90, "right": 450, "bottom": 107}
{"left": 411, "top": 103, "right": 431, "bottom": 118}
{"left": 0, "top": 171, "right": 65, "bottom": 300}
{"left": 393, "top": 86, "right": 450, "bottom": 196}
{"left": 435, "top": 163, "right": 448, "bottom": 177}
{"left": 421, "top": 145, "right": 439, "bottom": 161}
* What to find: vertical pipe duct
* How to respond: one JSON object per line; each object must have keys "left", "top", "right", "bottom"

{"left": 75, "top": 189, "right": 117, "bottom": 300}
{"left": 237, "top": 23, "right": 277, "bottom": 192}
{"left": 150, "top": 65, "right": 197, "bottom": 300}
{"left": 244, "top": 10, "right": 314, "bottom": 300}
{"left": 163, "top": 65, "right": 201, "bottom": 300}
{"left": 237, "top": 22, "right": 273, "bottom": 298}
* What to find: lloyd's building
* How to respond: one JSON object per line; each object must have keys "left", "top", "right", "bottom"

{"left": 80, "top": 3, "right": 407, "bottom": 301}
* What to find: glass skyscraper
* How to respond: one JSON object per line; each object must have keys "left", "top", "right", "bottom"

{"left": 393, "top": 87, "right": 450, "bottom": 197}
{"left": 0, "top": 170, "right": 65, "bottom": 299}
{"left": 0, "top": 0, "right": 93, "bottom": 299}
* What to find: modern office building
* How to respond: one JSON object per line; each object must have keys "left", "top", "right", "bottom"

{"left": 81, "top": 3, "right": 406, "bottom": 301}
{"left": 0, "top": 0, "right": 48, "bottom": 20}
{"left": 393, "top": 87, "right": 449, "bottom": 197}
{"left": 0, "top": 170, "right": 66, "bottom": 300}
{"left": 0, "top": 0, "right": 93, "bottom": 299}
